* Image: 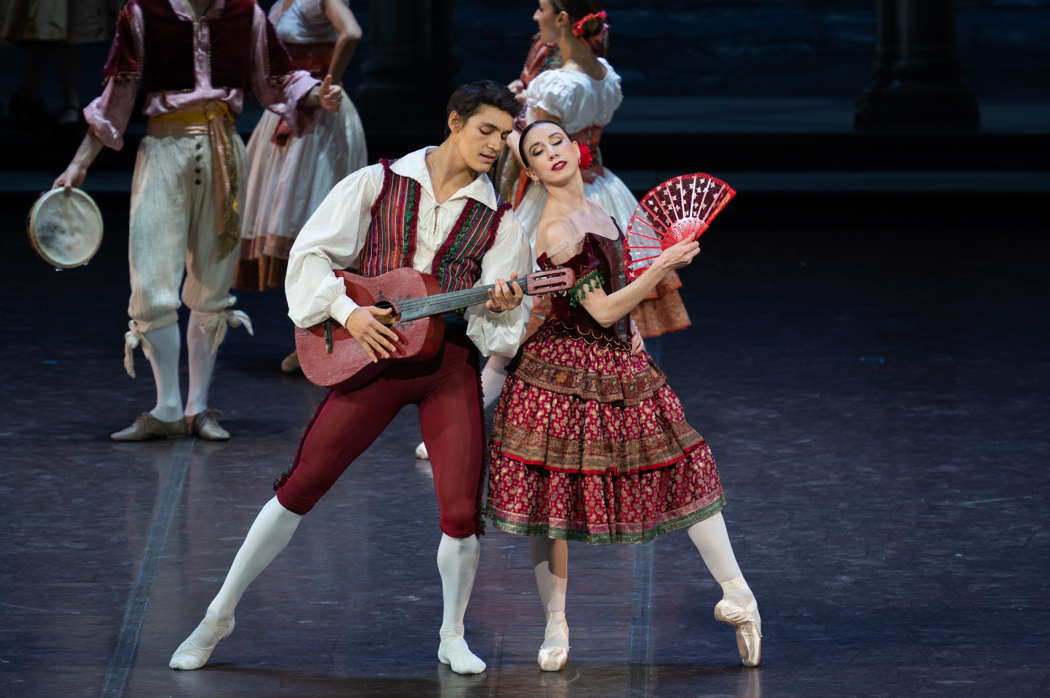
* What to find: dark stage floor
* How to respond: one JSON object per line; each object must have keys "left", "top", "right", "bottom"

{"left": 1, "top": 197, "right": 1048, "bottom": 698}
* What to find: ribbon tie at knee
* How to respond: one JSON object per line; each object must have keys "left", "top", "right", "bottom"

{"left": 200, "top": 309, "right": 255, "bottom": 354}
{"left": 123, "top": 321, "right": 153, "bottom": 378}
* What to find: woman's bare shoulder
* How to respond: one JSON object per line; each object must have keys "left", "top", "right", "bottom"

{"left": 537, "top": 215, "right": 585, "bottom": 263}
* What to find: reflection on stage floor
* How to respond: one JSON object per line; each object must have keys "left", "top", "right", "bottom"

{"left": 2, "top": 203, "right": 1048, "bottom": 697}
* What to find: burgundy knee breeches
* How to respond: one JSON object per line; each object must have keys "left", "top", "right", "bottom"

{"left": 274, "top": 328, "right": 484, "bottom": 538}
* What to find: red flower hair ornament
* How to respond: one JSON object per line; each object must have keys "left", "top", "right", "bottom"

{"left": 571, "top": 10, "right": 608, "bottom": 38}
{"left": 576, "top": 142, "right": 593, "bottom": 169}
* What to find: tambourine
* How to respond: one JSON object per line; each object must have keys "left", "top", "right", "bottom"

{"left": 27, "top": 187, "right": 104, "bottom": 269}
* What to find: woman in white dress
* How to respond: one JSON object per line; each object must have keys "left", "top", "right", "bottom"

{"left": 512, "top": 7, "right": 632, "bottom": 235}
{"left": 237, "top": 0, "right": 367, "bottom": 370}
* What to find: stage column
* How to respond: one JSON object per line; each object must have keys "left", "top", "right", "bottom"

{"left": 352, "top": 0, "right": 457, "bottom": 134}
{"left": 854, "top": 0, "right": 979, "bottom": 130}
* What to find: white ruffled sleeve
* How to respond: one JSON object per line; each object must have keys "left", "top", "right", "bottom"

{"left": 285, "top": 164, "right": 383, "bottom": 329}
{"left": 464, "top": 211, "right": 534, "bottom": 358}
{"left": 601, "top": 60, "right": 625, "bottom": 123}
{"left": 524, "top": 70, "right": 583, "bottom": 123}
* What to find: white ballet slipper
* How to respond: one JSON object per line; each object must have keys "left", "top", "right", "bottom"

{"left": 437, "top": 631, "right": 486, "bottom": 674}
{"left": 168, "top": 616, "right": 235, "bottom": 670}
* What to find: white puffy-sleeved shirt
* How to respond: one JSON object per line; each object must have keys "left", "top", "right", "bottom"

{"left": 524, "top": 57, "right": 623, "bottom": 133}
{"left": 286, "top": 146, "right": 533, "bottom": 358}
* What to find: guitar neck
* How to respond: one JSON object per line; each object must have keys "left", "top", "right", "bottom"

{"left": 398, "top": 279, "right": 533, "bottom": 322}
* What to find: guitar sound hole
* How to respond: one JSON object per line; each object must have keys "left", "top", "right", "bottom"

{"left": 375, "top": 300, "right": 399, "bottom": 325}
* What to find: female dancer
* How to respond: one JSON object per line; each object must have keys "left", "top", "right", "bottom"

{"left": 237, "top": 0, "right": 367, "bottom": 371}
{"left": 415, "top": 0, "right": 687, "bottom": 460}
{"left": 486, "top": 120, "right": 762, "bottom": 671}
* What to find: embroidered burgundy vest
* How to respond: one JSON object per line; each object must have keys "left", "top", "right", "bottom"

{"left": 104, "top": 0, "right": 292, "bottom": 92}
{"left": 358, "top": 160, "right": 509, "bottom": 294}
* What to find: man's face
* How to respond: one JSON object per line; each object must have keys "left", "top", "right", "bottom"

{"left": 451, "top": 105, "right": 514, "bottom": 173}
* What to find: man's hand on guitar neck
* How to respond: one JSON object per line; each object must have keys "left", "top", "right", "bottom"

{"left": 345, "top": 306, "right": 400, "bottom": 363}
{"left": 485, "top": 273, "right": 525, "bottom": 314}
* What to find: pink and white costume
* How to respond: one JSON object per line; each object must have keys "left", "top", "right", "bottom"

{"left": 237, "top": 0, "right": 367, "bottom": 291}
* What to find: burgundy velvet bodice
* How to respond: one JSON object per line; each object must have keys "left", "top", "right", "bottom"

{"left": 538, "top": 232, "right": 631, "bottom": 344}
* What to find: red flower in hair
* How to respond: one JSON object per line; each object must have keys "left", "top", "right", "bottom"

{"left": 571, "top": 10, "right": 608, "bottom": 38}
{"left": 577, "top": 143, "right": 593, "bottom": 169}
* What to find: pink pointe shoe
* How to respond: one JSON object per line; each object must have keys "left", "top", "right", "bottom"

{"left": 714, "top": 594, "right": 762, "bottom": 667}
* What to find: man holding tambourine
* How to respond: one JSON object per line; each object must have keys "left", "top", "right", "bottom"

{"left": 52, "top": 0, "right": 342, "bottom": 441}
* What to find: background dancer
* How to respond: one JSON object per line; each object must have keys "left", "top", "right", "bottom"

{"left": 236, "top": 0, "right": 368, "bottom": 373}
{"left": 52, "top": 0, "right": 339, "bottom": 441}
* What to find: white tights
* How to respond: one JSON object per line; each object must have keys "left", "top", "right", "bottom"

{"left": 436, "top": 534, "right": 486, "bottom": 674}
{"left": 143, "top": 313, "right": 225, "bottom": 422}
{"left": 529, "top": 513, "right": 755, "bottom": 651}
{"left": 145, "top": 323, "right": 182, "bottom": 422}
{"left": 169, "top": 497, "right": 300, "bottom": 670}
{"left": 171, "top": 500, "right": 486, "bottom": 674}
{"left": 185, "top": 310, "right": 222, "bottom": 417}
{"left": 686, "top": 511, "right": 745, "bottom": 585}
{"left": 479, "top": 353, "right": 511, "bottom": 410}
{"left": 531, "top": 537, "right": 569, "bottom": 669}
{"left": 207, "top": 497, "right": 301, "bottom": 620}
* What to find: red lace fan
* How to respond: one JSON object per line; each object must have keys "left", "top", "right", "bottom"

{"left": 624, "top": 173, "right": 736, "bottom": 280}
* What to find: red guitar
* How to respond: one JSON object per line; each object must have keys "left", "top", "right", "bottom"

{"left": 295, "top": 267, "right": 574, "bottom": 389}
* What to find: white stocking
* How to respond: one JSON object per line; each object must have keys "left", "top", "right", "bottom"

{"left": 689, "top": 513, "right": 761, "bottom": 666}
{"left": 436, "top": 534, "right": 486, "bottom": 674}
{"left": 185, "top": 310, "right": 219, "bottom": 417}
{"left": 169, "top": 497, "right": 301, "bottom": 670}
{"left": 531, "top": 537, "right": 569, "bottom": 670}
{"left": 480, "top": 354, "right": 510, "bottom": 410}
{"left": 686, "top": 512, "right": 744, "bottom": 586}
{"left": 143, "top": 323, "right": 183, "bottom": 422}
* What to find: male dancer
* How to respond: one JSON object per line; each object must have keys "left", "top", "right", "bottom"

{"left": 169, "top": 80, "right": 531, "bottom": 674}
{"left": 53, "top": 0, "right": 341, "bottom": 440}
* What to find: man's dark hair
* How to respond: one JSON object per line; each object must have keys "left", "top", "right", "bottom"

{"left": 445, "top": 80, "right": 521, "bottom": 135}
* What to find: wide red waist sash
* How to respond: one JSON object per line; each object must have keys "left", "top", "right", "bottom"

{"left": 285, "top": 43, "right": 335, "bottom": 78}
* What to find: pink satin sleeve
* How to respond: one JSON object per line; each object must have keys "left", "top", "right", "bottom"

{"left": 83, "top": 2, "right": 145, "bottom": 151}
{"left": 83, "top": 78, "right": 140, "bottom": 151}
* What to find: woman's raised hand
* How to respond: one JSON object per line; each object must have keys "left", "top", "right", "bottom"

{"left": 656, "top": 238, "right": 701, "bottom": 271}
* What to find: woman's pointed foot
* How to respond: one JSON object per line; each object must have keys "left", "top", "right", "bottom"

{"left": 537, "top": 613, "right": 569, "bottom": 671}
{"left": 714, "top": 593, "right": 761, "bottom": 667}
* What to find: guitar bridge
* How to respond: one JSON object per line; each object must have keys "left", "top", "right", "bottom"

{"left": 324, "top": 320, "right": 334, "bottom": 353}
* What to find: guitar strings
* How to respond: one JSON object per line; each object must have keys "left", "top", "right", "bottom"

{"left": 394, "top": 278, "right": 536, "bottom": 320}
